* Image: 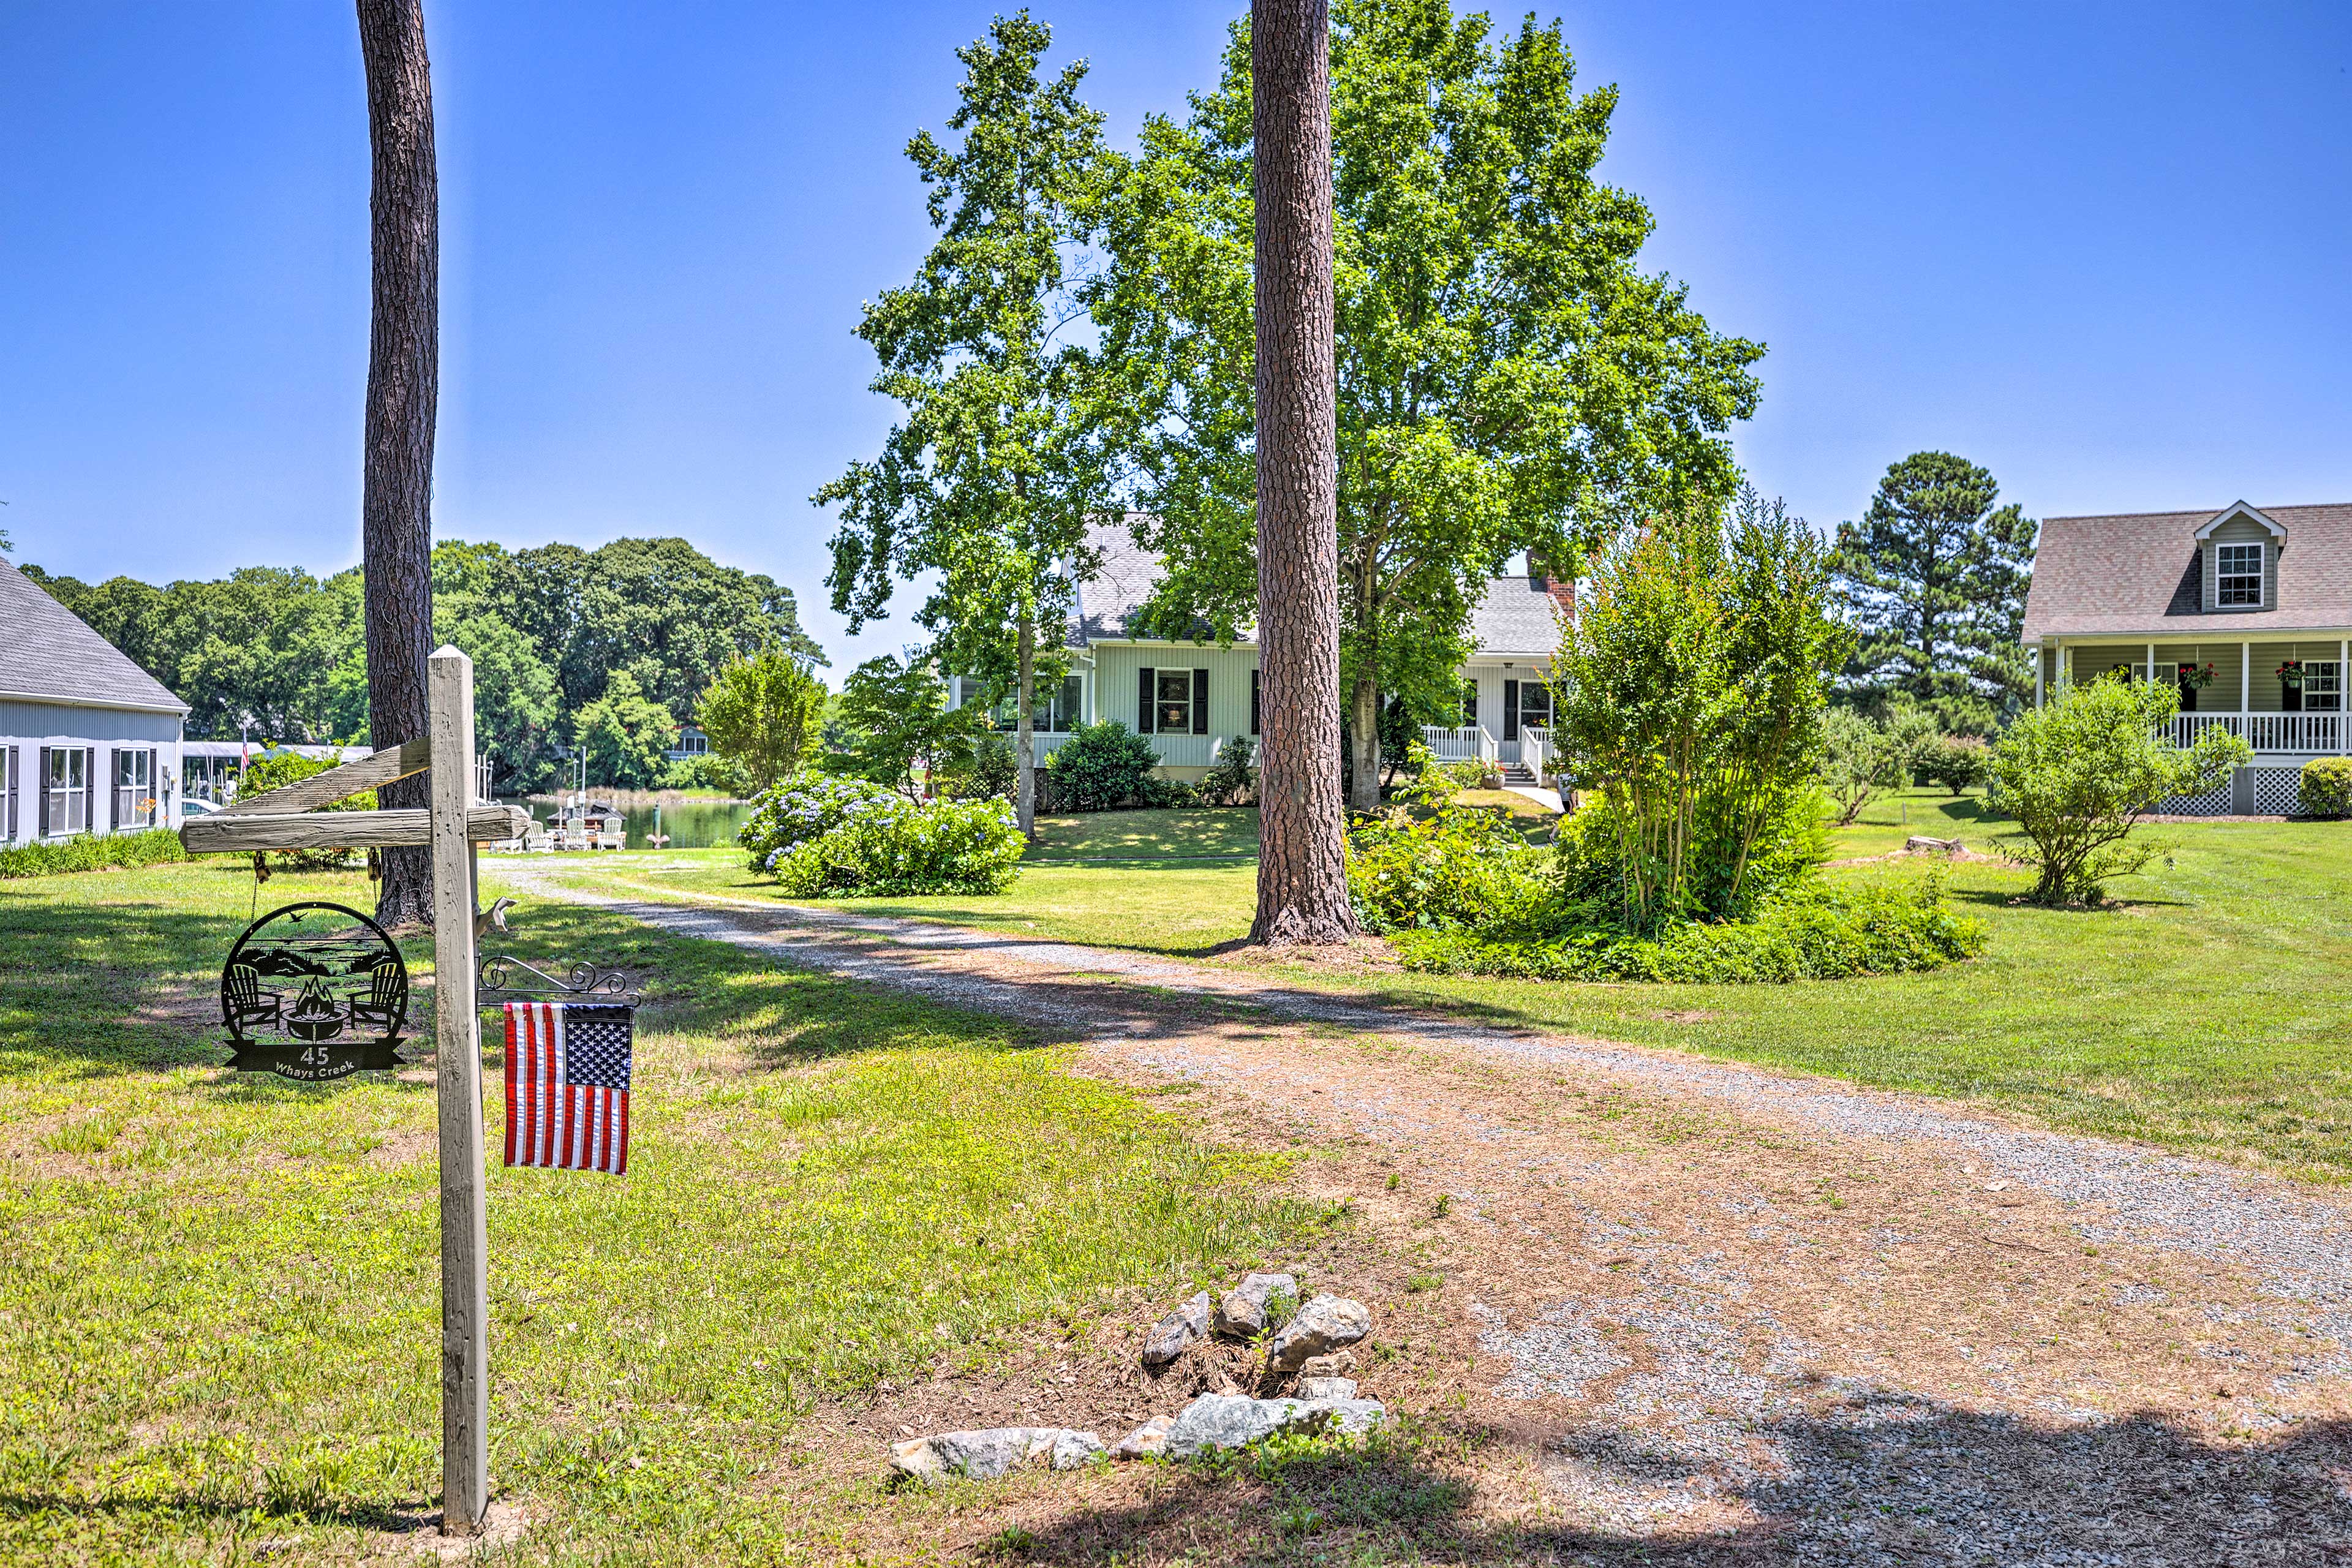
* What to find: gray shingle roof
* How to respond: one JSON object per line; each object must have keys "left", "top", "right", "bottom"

{"left": 0, "top": 558, "right": 189, "bottom": 713}
{"left": 1070, "top": 519, "right": 1565, "bottom": 655}
{"left": 2022, "top": 502, "right": 2352, "bottom": 642}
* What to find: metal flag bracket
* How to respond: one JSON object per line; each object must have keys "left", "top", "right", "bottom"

{"left": 476, "top": 955, "right": 645, "bottom": 1009}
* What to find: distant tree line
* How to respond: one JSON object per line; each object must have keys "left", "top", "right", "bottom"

{"left": 23, "top": 536, "right": 823, "bottom": 795}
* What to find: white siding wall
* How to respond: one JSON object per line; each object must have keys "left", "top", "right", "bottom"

{"left": 0, "top": 700, "right": 184, "bottom": 847}
{"left": 1089, "top": 642, "right": 1262, "bottom": 775}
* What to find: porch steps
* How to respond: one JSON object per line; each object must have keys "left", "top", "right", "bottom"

{"left": 1498, "top": 763, "right": 1540, "bottom": 786}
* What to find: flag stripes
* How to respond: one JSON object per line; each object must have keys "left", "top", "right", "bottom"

{"left": 502, "top": 1001, "right": 633, "bottom": 1175}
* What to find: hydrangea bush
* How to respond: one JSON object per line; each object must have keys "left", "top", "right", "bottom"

{"left": 739, "top": 774, "right": 1022, "bottom": 896}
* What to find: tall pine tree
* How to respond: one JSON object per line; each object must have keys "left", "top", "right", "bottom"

{"left": 1833, "top": 451, "right": 2037, "bottom": 730}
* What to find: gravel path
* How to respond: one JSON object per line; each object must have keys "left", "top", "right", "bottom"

{"left": 503, "top": 866, "right": 2352, "bottom": 1563}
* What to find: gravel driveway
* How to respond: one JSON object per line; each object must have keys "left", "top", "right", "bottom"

{"left": 505, "top": 865, "right": 2352, "bottom": 1564}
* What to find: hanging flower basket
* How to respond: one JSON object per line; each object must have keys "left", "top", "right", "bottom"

{"left": 2277, "top": 661, "right": 2304, "bottom": 688}
{"left": 2177, "top": 662, "right": 2217, "bottom": 690}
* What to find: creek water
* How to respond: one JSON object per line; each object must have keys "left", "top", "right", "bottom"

{"left": 619, "top": 801, "right": 753, "bottom": 850}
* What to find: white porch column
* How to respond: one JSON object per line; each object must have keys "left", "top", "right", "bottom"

{"left": 2342, "top": 639, "right": 2348, "bottom": 755}
{"left": 2146, "top": 641, "right": 2156, "bottom": 685}
{"left": 2034, "top": 644, "right": 2044, "bottom": 707}
{"left": 2241, "top": 641, "right": 2251, "bottom": 714}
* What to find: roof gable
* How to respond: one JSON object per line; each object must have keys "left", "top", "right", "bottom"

{"left": 0, "top": 559, "right": 190, "bottom": 714}
{"left": 2022, "top": 501, "right": 2352, "bottom": 642}
{"left": 2193, "top": 500, "right": 2286, "bottom": 541}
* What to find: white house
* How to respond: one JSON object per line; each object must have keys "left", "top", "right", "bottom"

{"left": 1, "top": 557, "right": 190, "bottom": 844}
{"left": 949, "top": 522, "right": 1572, "bottom": 784}
{"left": 2023, "top": 499, "right": 2352, "bottom": 814}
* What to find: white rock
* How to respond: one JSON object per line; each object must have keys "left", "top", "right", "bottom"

{"left": 1213, "top": 1272, "right": 1298, "bottom": 1338}
{"left": 1297, "top": 1376, "right": 1358, "bottom": 1401}
{"left": 1141, "top": 1291, "right": 1213, "bottom": 1366}
{"left": 1111, "top": 1414, "right": 1174, "bottom": 1460}
{"left": 1267, "top": 1293, "right": 1373, "bottom": 1372}
{"left": 889, "top": 1426, "right": 1104, "bottom": 1484}
{"left": 1161, "top": 1392, "right": 1386, "bottom": 1459}
{"left": 1297, "top": 1351, "right": 1357, "bottom": 1378}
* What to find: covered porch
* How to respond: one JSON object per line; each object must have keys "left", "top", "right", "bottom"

{"left": 2040, "top": 636, "right": 2352, "bottom": 757}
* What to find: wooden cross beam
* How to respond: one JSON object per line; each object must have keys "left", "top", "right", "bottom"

{"left": 182, "top": 803, "right": 529, "bottom": 854}
{"left": 215, "top": 736, "right": 433, "bottom": 817}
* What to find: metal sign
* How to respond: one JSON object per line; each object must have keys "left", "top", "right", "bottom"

{"left": 220, "top": 900, "right": 409, "bottom": 1079}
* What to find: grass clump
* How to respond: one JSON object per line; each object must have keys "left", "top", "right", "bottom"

{"left": 0, "top": 827, "right": 186, "bottom": 880}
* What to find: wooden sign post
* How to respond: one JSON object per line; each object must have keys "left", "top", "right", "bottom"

{"left": 181, "top": 645, "right": 518, "bottom": 1537}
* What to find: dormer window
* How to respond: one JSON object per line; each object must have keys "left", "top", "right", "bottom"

{"left": 2216, "top": 542, "right": 2263, "bottom": 607}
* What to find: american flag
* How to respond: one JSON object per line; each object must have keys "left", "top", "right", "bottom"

{"left": 503, "top": 1001, "right": 633, "bottom": 1175}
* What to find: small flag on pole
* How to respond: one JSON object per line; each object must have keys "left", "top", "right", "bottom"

{"left": 503, "top": 1001, "right": 633, "bottom": 1175}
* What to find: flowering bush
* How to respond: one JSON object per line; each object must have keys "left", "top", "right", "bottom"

{"left": 738, "top": 774, "right": 900, "bottom": 869}
{"left": 740, "top": 774, "right": 1023, "bottom": 895}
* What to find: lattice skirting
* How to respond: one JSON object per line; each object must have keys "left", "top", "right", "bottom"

{"left": 2251, "top": 767, "right": 2305, "bottom": 816}
{"left": 2160, "top": 780, "right": 2235, "bottom": 816}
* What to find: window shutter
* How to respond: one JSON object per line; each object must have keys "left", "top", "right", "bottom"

{"left": 109, "top": 748, "right": 120, "bottom": 832}
{"left": 4, "top": 745, "right": 13, "bottom": 842}
{"left": 1192, "top": 669, "right": 1209, "bottom": 736}
{"left": 1251, "top": 669, "right": 1261, "bottom": 736}
{"left": 1137, "top": 667, "right": 1155, "bottom": 734}
{"left": 37, "top": 747, "right": 50, "bottom": 837}
{"left": 1503, "top": 680, "right": 1520, "bottom": 741}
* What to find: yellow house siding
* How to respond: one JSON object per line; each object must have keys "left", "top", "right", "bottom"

{"left": 2202, "top": 518, "right": 2278, "bottom": 612}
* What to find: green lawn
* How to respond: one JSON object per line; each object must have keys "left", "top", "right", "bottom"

{"left": 606, "top": 794, "right": 2352, "bottom": 1182}
{"left": 0, "top": 859, "right": 1316, "bottom": 1562}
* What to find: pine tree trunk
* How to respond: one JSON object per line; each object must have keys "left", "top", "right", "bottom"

{"left": 1348, "top": 673, "right": 1381, "bottom": 814}
{"left": 1016, "top": 614, "right": 1037, "bottom": 842}
{"left": 1249, "top": 0, "right": 1355, "bottom": 946}
{"left": 356, "top": 0, "right": 438, "bottom": 929}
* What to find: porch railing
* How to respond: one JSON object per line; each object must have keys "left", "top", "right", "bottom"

{"left": 1521, "top": 725, "right": 1553, "bottom": 783}
{"left": 2169, "top": 712, "right": 2345, "bottom": 753}
{"left": 1420, "top": 725, "right": 1495, "bottom": 764}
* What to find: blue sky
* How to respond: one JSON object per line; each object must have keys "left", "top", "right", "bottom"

{"left": 4, "top": 2, "right": 2348, "bottom": 669}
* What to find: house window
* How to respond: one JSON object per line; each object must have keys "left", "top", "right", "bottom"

{"left": 1156, "top": 669, "right": 1193, "bottom": 733}
{"left": 2217, "top": 543, "right": 2263, "bottom": 608}
{"left": 1460, "top": 680, "right": 1478, "bottom": 730}
{"left": 45, "top": 747, "right": 89, "bottom": 837}
{"left": 113, "top": 747, "right": 155, "bottom": 831}
{"left": 2301, "top": 662, "right": 2342, "bottom": 712}
{"left": 1519, "top": 681, "right": 1553, "bottom": 732}
{"left": 1039, "top": 676, "right": 1083, "bottom": 731}
{"left": 1251, "top": 669, "right": 1261, "bottom": 736}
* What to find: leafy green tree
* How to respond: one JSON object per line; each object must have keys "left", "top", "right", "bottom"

{"left": 695, "top": 647, "right": 827, "bottom": 795}
{"left": 573, "top": 670, "right": 678, "bottom": 790}
{"left": 1817, "top": 708, "right": 1904, "bottom": 827}
{"left": 818, "top": 13, "right": 1120, "bottom": 840}
{"left": 827, "top": 655, "right": 987, "bottom": 800}
{"left": 1834, "top": 451, "right": 2038, "bottom": 728}
{"left": 1093, "top": 0, "right": 1764, "bottom": 809}
{"left": 1991, "top": 678, "right": 2247, "bottom": 905}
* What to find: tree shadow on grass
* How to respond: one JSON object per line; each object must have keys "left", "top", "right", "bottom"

{"left": 1010, "top": 1401, "right": 2352, "bottom": 1566}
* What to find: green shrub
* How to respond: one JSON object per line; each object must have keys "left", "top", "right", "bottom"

{"left": 656, "top": 754, "right": 737, "bottom": 793}
{"left": 1387, "top": 879, "right": 1988, "bottom": 984}
{"left": 1042, "top": 721, "right": 1160, "bottom": 812}
{"left": 764, "top": 793, "right": 1023, "bottom": 897}
{"left": 234, "top": 748, "right": 377, "bottom": 870}
{"left": 738, "top": 774, "right": 899, "bottom": 870}
{"left": 1199, "top": 737, "right": 1257, "bottom": 807}
{"left": 1991, "top": 679, "right": 2249, "bottom": 905}
{"left": 1347, "top": 803, "right": 1548, "bottom": 935}
{"left": 1913, "top": 733, "right": 1991, "bottom": 794}
{"left": 2301, "top": 758, "right": 2352, "bottom": 820}
{"left": 0, "top": 829, "right": 188, "bottom": 880}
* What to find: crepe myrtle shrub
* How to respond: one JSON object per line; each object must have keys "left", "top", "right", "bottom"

{"left": 1990, "top": 678, "right": 2250, "bottom": 906}
{"left": 2301, "top": 757, "right": 2352, "bottom": 820}
{"left": 764, "top": 793, "right": 1025, "bottom": 897}
{"left": 1041, "top": 720, "right": 1160, "bottom": 812}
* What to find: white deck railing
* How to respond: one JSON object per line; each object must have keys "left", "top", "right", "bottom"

{"left": 1521, "top": 725, "right": 1553, "bottom": 781}
{"left": 1420, "top": 725, "right": 1496, "bottom": 764}
{"left": 2169, "top": 712, "right": 2345, "bottom": 753}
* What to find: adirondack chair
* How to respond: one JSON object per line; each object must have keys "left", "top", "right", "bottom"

{"left": 223, "top": 963, "right": 281, "bottom": 1033}
{"left": 348, "top": 960, "right": 407, "bottom": 1034}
